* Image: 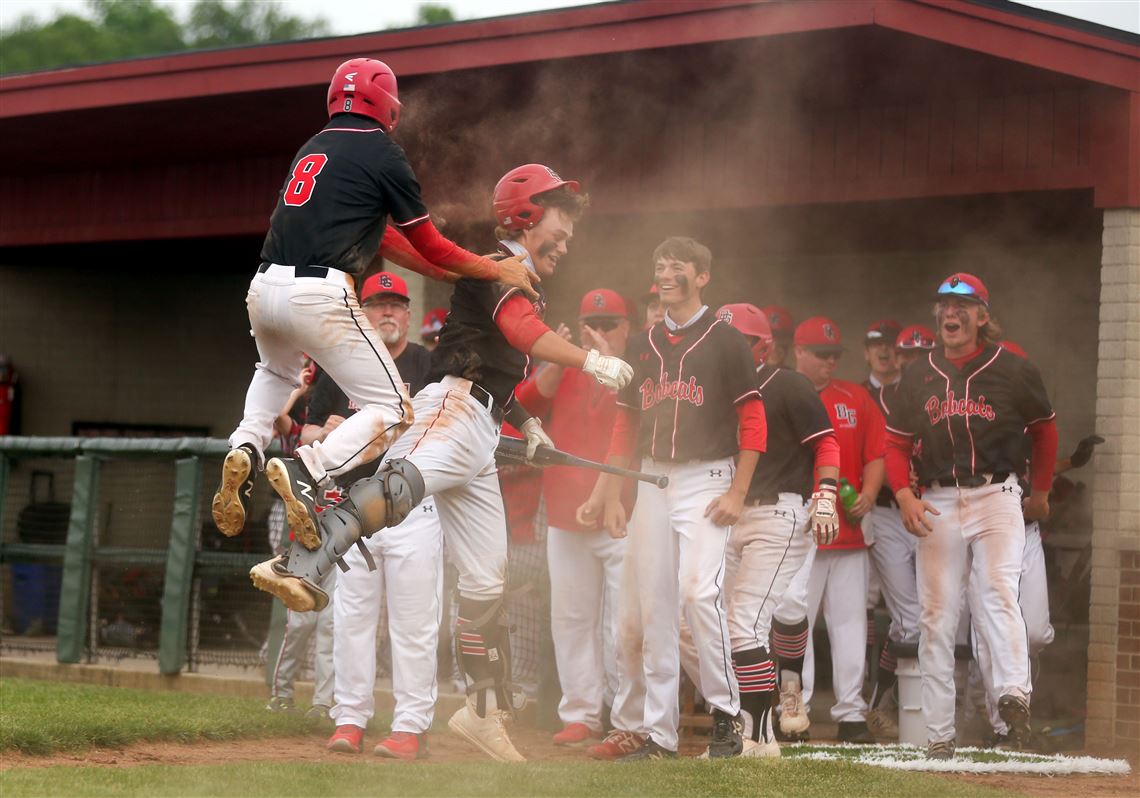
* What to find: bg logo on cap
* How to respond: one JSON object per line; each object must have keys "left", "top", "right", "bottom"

{"left": 593, "top": 293, "right": 605, "bottom": 308}
{"left": 718, "top": 309, "right": 734, "bottom": 324}
{"left": 823, "top": 323, "right": 836, "bottom": 341}
{"left": 380, "top": 274, "right": 393, "bottom": 289}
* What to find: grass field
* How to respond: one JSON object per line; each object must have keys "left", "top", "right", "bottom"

{"left": 0, "top": 677, "right": 324, "bottom": 754}
{"left": 2, "top": 677, "right": 1132, "bottom": 797}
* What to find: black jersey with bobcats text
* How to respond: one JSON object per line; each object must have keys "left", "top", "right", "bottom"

{"left": 617, "top": 309, "right": 760, "bottom": 462}
{"left": 747, "top": 365, "right": 835, "bottom": 504}
{"left": 427, "top": 255, "right": 547, "bottom": 407}
{"left": 887, "top": 344, "right": 1054, "bottom": 486}
{"left": 308, "top": 342, "right": 433, "bottom": 427}
{"left": 260, "top": 113, "right": 429, "bottom": 276}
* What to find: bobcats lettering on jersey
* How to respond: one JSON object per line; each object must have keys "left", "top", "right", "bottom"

{"left": 925, "top": 391, "right": 996, "bottom": 424}
{"left": 639, "top": 374, "right": 705, "bottom": 410}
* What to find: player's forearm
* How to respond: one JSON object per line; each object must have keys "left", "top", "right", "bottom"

{"left": 299, "top": 423, "right": 325, "bottom": 446}
{"left": 730, "top": 449, "right": 760, "bottom": 498}
{"left": 533, "top": 361, "right": 566, "bottom": 398}
{"left": 379, "top": 225, "right": 458, "bottom": 283}
{"left": 403, "top": 220, "right": 501, "bottom": 281}
{"left": 861, "top": 458, "right": 885, "bottom": 499}
{"left": 528, "top": 330, "right": 589, "bottom": 370}
{"left": 815, "top": 464, "right": 839, "bottom": 490}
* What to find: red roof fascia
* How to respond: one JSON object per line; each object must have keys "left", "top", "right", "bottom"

{"left": 885, "top": 1, "right": 1139, "bottom": 91}
{"left": 1, "top": 0, "right": 1136, "bottom": 119}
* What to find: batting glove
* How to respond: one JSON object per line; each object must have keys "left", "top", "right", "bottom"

{"left": 520, "top": 417, "right": 555, "bottom": 461}
{"left": 808, "top": 485, "right": 840, "bottom": 546}
{"left": 583, "top": 349, "right": 634, "bottom": 390}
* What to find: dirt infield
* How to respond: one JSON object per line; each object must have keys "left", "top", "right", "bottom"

{"left": 3, "top": 727, "right": 1136, "bottom": 798}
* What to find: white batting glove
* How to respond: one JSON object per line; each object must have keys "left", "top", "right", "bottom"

{"left": 583, "top": 349, "right": 634, "bottom": 390}
{"left": 808, "top": 485, "right": 840, "bottom": 546}
{"left": 520, "top": 417, "right": 555, "bottom": 461}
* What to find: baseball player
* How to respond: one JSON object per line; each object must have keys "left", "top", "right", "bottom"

{"left": 299, "top": 272, "right": 442, "bottom": 760}
{"left": 859, "top": 319, "right": 921, "bottom": 739}
{"left": 514, "top": 288, "right": 635, "bottom": 747}
{"left": 211, "top": 57, "right": 537, "bottom": 549}
{"left": 578, "top": 237, "right": 765, "bottom": 761}
{"left": 700, "top": 303, "right": 841, "bottom": 757}
{"left": 252, "top": 165, "right": 633, "bottom": 762}
{"left": 759, "top": 305, "right": 795, "bottom": 369}
{"left": 885, "top": 273, "right": 1057, "bottom": 760}
{"left": 770, "top": 317, "right": 885, "bottom": 745}
{"left": 642, "top": 285, "right": 665, "bottom": 330}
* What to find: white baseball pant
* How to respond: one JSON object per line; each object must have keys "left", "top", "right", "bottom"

{"left": 382, "top": 376, "right": 506, "bottom": 599}
{"left": 230, "top": 265, "right": 412, "bottom": 483}
{"left": 610, "top": 459, "right": 738, "bottom": 752}
{"left": 330, "top": 497, "right": 442, "bottom": 733}
{"left": 917, "top": 475, "right": 1030, "bottom": 744}
{"left": 971, "top": 520, "right": 1054, "bottom": 735}
{"left": 270, "top": 569, "right": 336, "bottom": 706}
{"left": 548, "top": 525, "right": 624, "bottom": 731}
{"left": 774, "top": 545, "right": 870, "bottom": 723}
{"left": 865, "top": 505, "right": 921, "bottom": 647}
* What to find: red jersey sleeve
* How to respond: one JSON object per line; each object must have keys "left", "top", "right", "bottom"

{"left": 607, "top": 405, "right": 639, "bottom": 460}
{"left": 495, "top": 292, "right": 550, "bottom": 354}
{"left": 1027, "top": 418, "right": 1059, "bottom": 493}
{"left": 811, "top": 431, "right": 841, "bottom": 475}
{"left": 378, "top": 226, "right": 455, "bottom": 283}
{"left": 862, "top": 389, "right": 887, "bottom": 464}
{"left": 402, "top": 219, "right": 502, "bottom": 281}
{"left": 886, "top": 431, "right": 914, "bottom": 494}
{"left": 737, "top": 397, "right": 766, "bottom": 453}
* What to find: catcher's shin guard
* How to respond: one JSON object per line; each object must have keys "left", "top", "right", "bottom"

{"left": 456, "top": 596, "right": 519, "bottom": 718}
{"left": 265, "top": 459, "right": 426, "bottom": 611}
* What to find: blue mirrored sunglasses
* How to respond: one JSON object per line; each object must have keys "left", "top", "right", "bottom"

{"left": 937, "top": 279, "right": 980, "bottom": 298}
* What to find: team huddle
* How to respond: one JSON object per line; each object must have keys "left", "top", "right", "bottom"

{"left": 211, "top": 57, "right": 1084, "bottom": 763}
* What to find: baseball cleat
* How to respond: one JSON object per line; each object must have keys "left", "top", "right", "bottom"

{"left": 327, "top": 724, "right": 364, "bottom": 754}
{"left": 212, "top": 444, "right": 258, "bottom": 537}
{"left": 865, "top": 707, "right": 899, "bottom": 739}
{"left": 374, "top": 731, "right": 429, "bottom": 761}
{"left": 617, "top": 738, "right": 676, "bottom": 761}
{"left": 926, "top": 739, "right": 956, "bottom": 760}
{"left": 586, "top": 730, "right": 645, "bottom": 760}
{"left": 448, "top": 702, "right": 525, "bottom": 762}
{"left": 553, "top": 723, "right": 602, "bottom": 747}
{"left": 997, "top": 694, "right": 1031, "bottom": 747}
{"left": 265, "top": 457, "right": 322, "bottom": 550}
{"left": 706, "top": 710, "right": 744, "bottom": 758}
{"left": 265, "top": 696, "right": 297, "bottom": 714}
{"left": 306, "top": 704, "right": 332, "bottom": 723}
{"left": 837, "top": 720, "right": 875, "bottom": 744}
{"left": 249, "top": 555, "right": 327, "bottom": 612}
{"left": 778, "top": 679, "right": 810, "bottom": 736}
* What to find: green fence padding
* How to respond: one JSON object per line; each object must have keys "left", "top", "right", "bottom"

{"left": 90, "top": 547, "right": 172, "bottom": 566}
{"left": 0, "top": 542, "right": 67, "bottom": 563}
{"left": 56, "top": 456, "right": 100, "bottom": 664}
{"left": 193, "top": 551, "right": 268, "bottom": 569}
{"left": 159, "top": 457, "right": 202, "bottom": 675}
{"left": 0, "top": 437, "right": 283, "bottom": 458}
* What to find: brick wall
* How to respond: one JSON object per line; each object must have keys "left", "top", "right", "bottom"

{"left": 1086, "top": 207, "right": 1140, "bottom": 751}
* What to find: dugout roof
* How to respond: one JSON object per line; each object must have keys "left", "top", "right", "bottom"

{"left": 1, "top": 0, "right": 1138, "bottom": 247}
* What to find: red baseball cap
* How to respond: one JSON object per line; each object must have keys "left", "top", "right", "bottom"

{"left": 896, "top": 324, "right": 936, "bottom": 350}
{"left": 642, "top": 284, "right": 660, "bottom": 302}
{"left": 420, "top": 307, "right": 447, "bottom": 336}
{"left": 935, "top": 272, "right": 989, "bottom": 306}
{"left": 580, "top": 288, "right": 628, "bottom": 320}
{"left": 360, "top": 272, "right": 410, "bottom": 302}
{"left": 760, "top": 305, "right": 795, "bottom": 339}
{"left": 795, "top": 316, "right": 843, "bottom": 354}
{"left": 865, "top": 319, "right": 902, "bottom": 343}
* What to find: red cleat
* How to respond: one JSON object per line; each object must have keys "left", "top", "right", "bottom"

{"left": 553, "top": 723, "right": 602, "bottom": 747}
{"left": 374, "top": 731, "right": 429, "bottom": 761}
{"left": 586, "top": 730, "right": 645, "bottom": 760}
{"left": 326, "top": 724, "right": 364, "bottom": 754}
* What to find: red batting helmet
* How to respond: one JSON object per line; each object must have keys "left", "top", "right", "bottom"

{"left": 493, "top": 164, "right": 580, "bottom": 231}
{"left": 717, "top": 303, "right": 773, "bottom": 366}
{"left": 895, "top": 324, "right": 936, "bottom": 351}
{"left": 760, "top": 305, "right": 794, "bottom": 340}
{"left": 328, "top": 58, "right": 401, "bottom": 132}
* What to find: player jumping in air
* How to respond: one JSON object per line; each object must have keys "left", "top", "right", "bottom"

{"left": 211, "top": 57, "right": 536, "bottom": 546}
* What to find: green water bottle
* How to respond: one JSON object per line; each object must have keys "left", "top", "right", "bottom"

{"left": 839, "top": 478, "right": 859, "bottom": 523}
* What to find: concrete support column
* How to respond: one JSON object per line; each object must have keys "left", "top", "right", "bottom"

{"left": 1086, "top": 207, "right": 1140, "bottom": 751}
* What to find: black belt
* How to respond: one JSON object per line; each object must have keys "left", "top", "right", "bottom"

{"left": 922, "top": 471, "right": 1011, "bottom": 489}
{"left": 467, "top": 382, "right": 506, "bottom": 425}
{"left": 257, "top": 262, "right": 330, "bottom": 279}
{"left": 875, "top": 495, "right": 898, "bottom": 509}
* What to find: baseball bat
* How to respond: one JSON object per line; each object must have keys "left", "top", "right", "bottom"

{"left": 495, "top": 436, "right": 669, "bottom": 489}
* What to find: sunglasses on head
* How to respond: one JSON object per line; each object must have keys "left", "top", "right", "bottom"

{"left": 583, "top": 318, "right": 620, "bottom": 332}
{"left": 937, "top": 279, "right": 982, "bottom": 300}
